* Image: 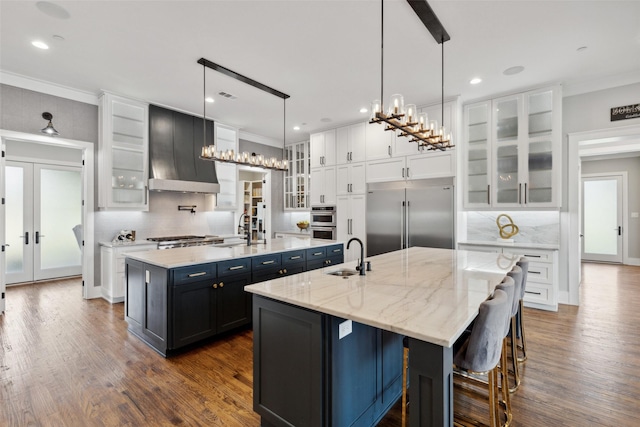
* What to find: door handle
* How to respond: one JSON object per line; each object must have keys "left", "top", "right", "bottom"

{"left": 618, "top": 226, "right": 622, "bottom": 236}
{"left": 23, "top": 231, "right": 29, "bottom": 245}
{"left": 36, "top": 231, "right": 43, "bottom": 244}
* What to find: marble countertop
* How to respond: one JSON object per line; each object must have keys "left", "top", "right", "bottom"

{"left": 123, "top": 237, "right": 342, "bottom": 269}
{"left": 458, "top": 240, "right": 560, "bottom": 250}
{"left": 99, "top": 240, "right": 158, "bottom": 248}
{"left": 245, "top": 246, "right": 515, "bottom": 347}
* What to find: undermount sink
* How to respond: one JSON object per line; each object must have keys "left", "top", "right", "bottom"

{"left": 326, "top": 268, "right": 358, "bottom": 277}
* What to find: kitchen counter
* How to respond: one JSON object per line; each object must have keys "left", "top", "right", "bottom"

{"left": 124, "top": 237, "right": 341, "bottom": 269}
{"left": 247, "top": 246, "right": 516, "bottom": 427}
{"left": 458, "top": 240, "right": 559, "bottom": 251}
{"left": 246, "top": 246, "right": 514, "bottom": 347}
{"left": 99, "top": 240, "right": 158, "bottom": 248}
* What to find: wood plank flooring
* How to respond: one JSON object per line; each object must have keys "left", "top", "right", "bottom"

{"left": 1, "top": 263, "right": 640, "bottom": 426}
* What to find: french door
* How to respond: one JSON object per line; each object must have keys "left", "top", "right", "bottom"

{"left": 5, "top": 161, "right": 82, "bottom": 284}
{"left": 581, "top": 174, "right": 623, "bottom": 263}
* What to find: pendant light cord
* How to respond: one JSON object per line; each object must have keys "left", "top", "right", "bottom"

{"left": 380, "top": 0, "right": 384, "bottom": 110}
{"left": 441, "top": 37, "right": 444, "bottom": 132}
{"left": 203, "top": 63, "right": 206, "bottom": 148}
{"left": 283, "top": 98, "right": 286, "bottom": 158}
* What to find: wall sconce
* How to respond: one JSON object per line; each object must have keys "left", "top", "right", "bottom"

{"left": 41, "top": 112, "right": 59, "bottom": 136}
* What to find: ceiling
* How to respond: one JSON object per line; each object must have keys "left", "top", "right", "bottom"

{"left": 1, "top": 1, "right": 639, "bottom": 144}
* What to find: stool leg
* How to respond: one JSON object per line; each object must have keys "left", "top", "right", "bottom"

{"left": 508, "top": 316, "right": 521, "bottom": 394}
{"left": 500, "top": 339, "right": 513, "bottom": 426}
{"left": 402, "top": 346, "right": 409, "bottom": 427}
{"left": 517, "top": 299, "right": 528, "bottom": 363}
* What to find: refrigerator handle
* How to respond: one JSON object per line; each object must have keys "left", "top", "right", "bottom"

{"left": 406, "top": 201, "right": 410, "bottom": 248}
{"left": 401, "top": 201, "right": 405, "bottom": 249}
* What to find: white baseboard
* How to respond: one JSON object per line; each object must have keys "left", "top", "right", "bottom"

{"left": 624, "top": 257, "right": 640, "bottom": 266}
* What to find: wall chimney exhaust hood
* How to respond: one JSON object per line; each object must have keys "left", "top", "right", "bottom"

{"left": 148, "top": 104, "right": 220, "bottom": 194}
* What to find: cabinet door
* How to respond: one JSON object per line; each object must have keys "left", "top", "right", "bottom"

{"left": 406, "top": 151, "right": 455, "bottom": 180}
{"left": 350, "top": 123, "right": 366, "bottom": 163}
{"left": 365, "top": 123, "right": 394, "bottom": 160}
{"left": 323, "top": 166, "right": 337, "bottom": 205}
{"left": 393, "top": 134, "right": 421, "bottom": 157}
{"left": 323, "top": 130, "right": 337, "bottom": 167}
{"left": 345, "top": 195, "right": 367, "bottom": 262}
{"left": 366, "top": 157, "right": 405, "bottom": 183}
{"left": 491, "top": 95, "right": 523, "bottom": 207}
{"left": 310, "top": 168, "right": 323, "bottom": 205}
{"left": 336, "top": 165, "right": 350, "bottom": 196}
{"left": 350, "top": 163, "right": 366, "bottom": 194}
{"left": 217, "top": 273, "right": 252, "bottom": 333}
{"left": 464, "top": 101, "right": 491, "bottom": 207}
{"left": 523, "top": 88, "right": 559, "bottom": 207}
{"left": 172, "top": 280, "right": 217, "bottom": 348}
{"left": 125, "top": 259, "right": 145, "bottom": 328}
{"left": 336, "top": 195, "right": 350, "bottom": 246}
{"left": 310, "top": 133, "right": 324, "bottom": 168}
{"left": 336, "top": 126, "right": 350, "bottom": 165}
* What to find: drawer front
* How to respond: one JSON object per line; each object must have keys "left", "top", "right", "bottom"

{"left": 252, "top": 253, "right": 283, "bottom": 270}
{"left": 326, "top": 244, "right": 344, "bottom": 258}
{"left": 503, "top": 248, "right": 553, "bottom": 263}
{"left": 306, "top": 247, "right": 327, "bottom": 260}
{"left": 523, "top": 283, "right": 552, "bottom": 305}
{"left": 282, "top": 250, "right": 306, "bottom": 265}
{"left": 526, "top": 262, "right": 552, "bottom": 284}
{"left": 218, "top": 258, "right": 252, "bottom": 277}
{"left": 173, "top": 263, "right": 217, "bottom": 285}
{"left": 459, "top": 244, "right": 501, "bottom": 254}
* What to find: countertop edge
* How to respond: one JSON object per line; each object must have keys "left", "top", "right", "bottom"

{"left": 458, "top": 240, "right": 560, "bottom": 250}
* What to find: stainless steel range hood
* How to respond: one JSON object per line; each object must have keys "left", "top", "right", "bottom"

{"left": 148, "top": 104, "right": 220, "bottom": 194}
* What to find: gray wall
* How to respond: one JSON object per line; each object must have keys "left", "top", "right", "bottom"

{"left": 581, "top": 156, "right": 640, "bottom": 259}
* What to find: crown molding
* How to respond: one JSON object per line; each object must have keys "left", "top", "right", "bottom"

{"left": 0, "top": 70, "right": 99, "bottom": 105}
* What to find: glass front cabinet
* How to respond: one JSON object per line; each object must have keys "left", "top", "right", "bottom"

{"left": 98, "top": 92, "right": 149, "bottom": 210}
{"left": 284, "top": 141, "right": 310, "bottom": 210}
{"left": 463, "top": 86, "right": 561, "bottom": 209}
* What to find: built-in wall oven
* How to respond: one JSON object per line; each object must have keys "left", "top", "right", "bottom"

{"left": 310, "top": 206, "right": 337, "bottom": 240}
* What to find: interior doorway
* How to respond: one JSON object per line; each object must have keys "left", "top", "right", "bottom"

{"left": 5, "top": 160, "right": 82, "bottom": 284}
{"left": 238, "top": 168, "right": 270, "bottom": 241}
{"left": 581, "top": 174, "right": 623, "bottom": 263}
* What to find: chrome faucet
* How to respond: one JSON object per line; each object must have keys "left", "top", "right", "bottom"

{"left": 347, "top": 237, "right": 365, "bottom": 276}
{"left": 238, "top": 213, "right": 251, "bottom": 246}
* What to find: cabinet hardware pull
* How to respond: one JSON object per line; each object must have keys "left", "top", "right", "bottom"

{"left": 333, "top": 249, "right": 341, "bottom": 253}
{"left": 524, "top": 254, "right": 541, "bottom": 258}
{"left": 525, "top": 290, "right": 541, "bottom": 295}
{"left": 524, "top": 183, "right": 528, "bottom": 204}
{"left": 279, "top": 270, "right": 283, "bottom": 274}
{"left": 283, "top": 269, "right": 287, "bottom": 273}
{"left": 313, "top": 252, "right": 323, "bottom": 256}
{"left": 326, "top": 260, "right": 332, "bottom": 265}
{"left": 529, "top": 271, "right": 541, "bottom": 275}
{"left": 262, "top": 260, "right": 275, "bottom": 265}
{"left": 290, "top": 255, "right": 301, "bottom": 260}
{"left": 402, "top": 168, "right": 404, "bottom": 178}
{"left": 518, "top": 183, "right": 522, "bottom": 204}
{"left": 406, "top": 167, "right": 410, "bottom": 177}
{"left": 487, "top": 185, "right": 491, "bottom": 205}
{"left": 388, "top": 145, "right": 391, "bottom": 156}
{"left": 219, "top": 282, "right": 224, "bottom": 287}
{"left": 229, "top": 265, "right": 245, "bottom": 270}
{"left": 188, "top": 272, "right": 207, "bottom": 277}
{"left": 213, "top": 283, "right": 218, "bottom": 289}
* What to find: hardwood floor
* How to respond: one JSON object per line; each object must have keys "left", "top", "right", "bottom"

{"left": 1, "top": 263, "right": 639, "bottom": 426}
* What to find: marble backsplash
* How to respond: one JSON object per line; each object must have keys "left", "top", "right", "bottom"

{"left": 466, "top": 211, "right": 560, "bottom": 245}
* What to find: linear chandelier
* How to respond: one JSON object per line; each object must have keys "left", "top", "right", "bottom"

{"left": 197, "top": 58, "right": 289, "bottom": 171}
{"left": 369, "top": 0, "right": 453, "bottom": 151}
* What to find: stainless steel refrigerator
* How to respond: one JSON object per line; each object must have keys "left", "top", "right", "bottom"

{"left": 366, "top": 178, "right": 454, "bottom": 257}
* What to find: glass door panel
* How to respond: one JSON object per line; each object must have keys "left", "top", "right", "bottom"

{"left": 5, "top": 162, "right": 33, "bottom": 284}
{"left": 495, "top": 144, "right": 519, "bottom": 204}
{"left": 464, "top": 102, "right": 490, "bottom": 206}
{"left": 495, "top": 99, "right": 519, "bottom": 141}
{"left": 527, "top": 140, "right": 553, "bottom": 203}
{"left": 35, "top": 165, "right": 82, "bottom": 279}
{"left": 528, "top": 90, "right": 553, "bottom": 137}
{"left": 582, "top": 176, "right": 622, "bottom": 263}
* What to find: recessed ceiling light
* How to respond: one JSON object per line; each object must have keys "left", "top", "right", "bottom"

{"left": 470, "top": 77, "right": 482, "bottom": 85}
{"left": 293, "top": 126, "right": 300, "bottom": 131}
{"left": 52, "top": 35, "right": 65, "bottom": 41}
{"left": 36, "top": 1, "right": 70, "bottom": 19}
{"left": 205, "top": 97, "right": 214, "bottom": 103}
{"left": 359, "top": 107, "right": 368, "bottom": 113}
{"left": 31, "top": 40, "right": 49, "bottom": 50}
{"left": 577, "top": 46, "right": 588, "bottom": 52}
{"left": 503, "top": 66, "right": 525, "bottom": 76}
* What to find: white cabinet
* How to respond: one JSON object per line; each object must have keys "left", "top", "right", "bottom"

{"left": 458, "top": 243, "right": 558, "bottom": 311}
{"left": 284, "top": 141, "right": 310, "bottom": 210}
{"left": 310, "top": 129, "right": 336, "bottom": 168}
{"left": 366, "top": 151, "right": 455, "bottom": 183}
{"left": 336, "top": 123, "right": 366, "bottom": 164}
{"left": 101, "top": 243, "right": 156, "bottom": 303}
{"left": 366, "top": 157, "right": 405, "bottom": 183}
{"left": 310, "top": 166, "right": 336, "bottom": 206}
{"left": 337, "top": 194, "right": 366, "bottom": 262}
{"left": 463, "top": 86, "right": 561, "bottom": 209}
{"left": 98, "top": 92, "right": 149, "bottom": 210}
{"left": 214, "top": 123, "right": 238, "bottom": 209}
{"left": 365, "top": 122, "right": 394, "bottom": 160}
{"left": 336, "top": 163, "right": 366, "bottom": 196}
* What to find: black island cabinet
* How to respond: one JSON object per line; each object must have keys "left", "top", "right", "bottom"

{"left": 125, "top": 244, "right": 343, "bottom": 356}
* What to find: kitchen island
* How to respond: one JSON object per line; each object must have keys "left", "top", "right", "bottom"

{"left": 245, "top": 246, "right": 516, "bottom": 427}
{"left": 123, "top": 238, "right": 343, "bottom": 356}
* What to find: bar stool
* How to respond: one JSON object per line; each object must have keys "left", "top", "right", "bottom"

{"left": 515, "top": 257, "right": 530, "bottom": 363}
{"left": 452, "top": 289, "right": 512, "bottom": 427}
{"left": 506, "top": 266, "right": 523, "bottom": 394}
